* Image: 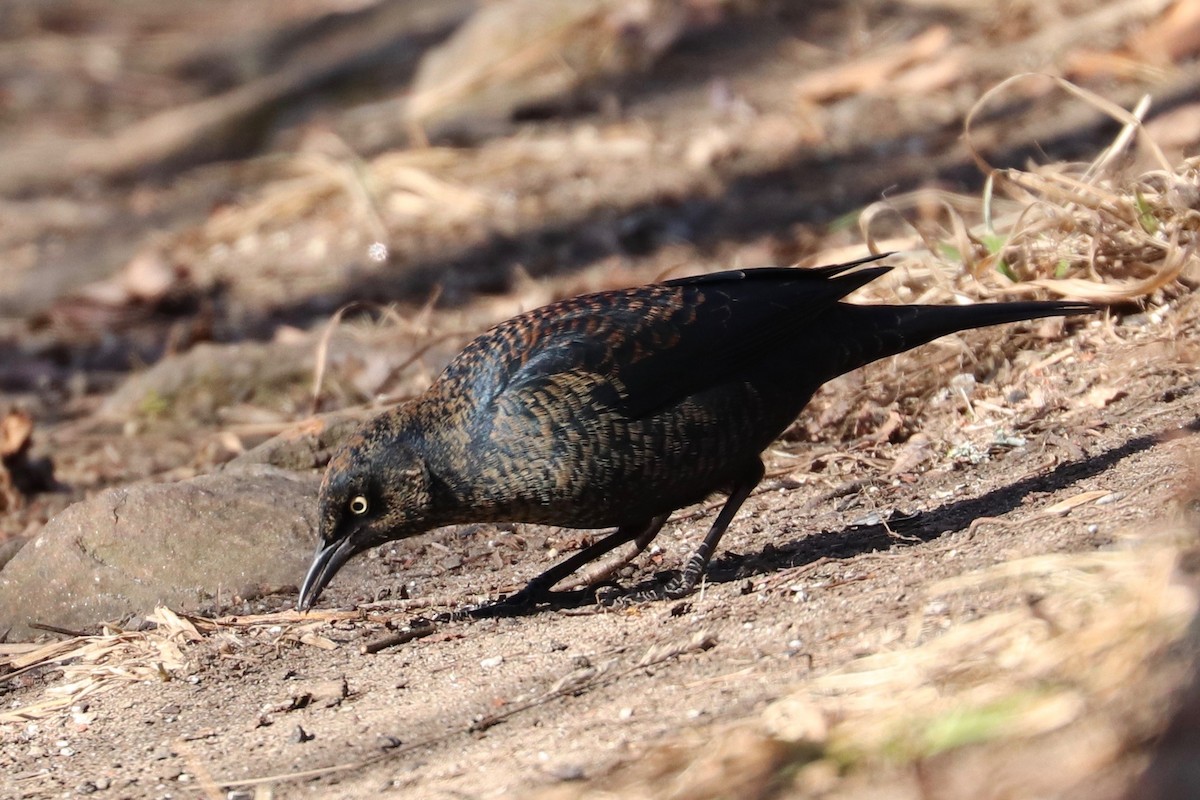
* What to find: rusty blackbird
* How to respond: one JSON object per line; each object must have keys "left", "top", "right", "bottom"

{"left": 297, "top": 255, "right": 1096, "bottom": 612}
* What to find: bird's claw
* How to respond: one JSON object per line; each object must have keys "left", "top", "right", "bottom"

{"left": 432, "top": 606, "right": 473, "bottom": 624}
{"left": 428, "top": 587, "right": 542, "bottom": 623}
{"left": 594, "top": 584, "right": 629, "bottom": 607}
{"left": 470, "top": 585, "right": 544, "bottom": 618}
{"left": 597, "top": 572, "right": 698, "bottom": 605}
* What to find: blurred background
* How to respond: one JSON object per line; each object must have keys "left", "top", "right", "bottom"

{"left": 3, "top": 0, "right": 1196, "bottom": 396}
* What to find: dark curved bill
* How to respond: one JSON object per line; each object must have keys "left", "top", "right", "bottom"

{"left": 297, "top": 537, "right": 358, "bottom": 611}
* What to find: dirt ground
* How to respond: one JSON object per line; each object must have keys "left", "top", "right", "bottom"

{"left": 3, "top": 1, "right": 1200, "bottom": 798}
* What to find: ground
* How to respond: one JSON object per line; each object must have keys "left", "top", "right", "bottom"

{"left": 2, "top": 1, "right": 1200, "bottom": 798}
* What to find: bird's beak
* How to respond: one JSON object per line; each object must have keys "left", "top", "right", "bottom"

{"left": 297, "top": 536, "right": 357, "bottom": 611}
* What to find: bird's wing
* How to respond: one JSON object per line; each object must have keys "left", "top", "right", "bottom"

{"left": 485, "top": 260, "right": 893, "bottom": 421}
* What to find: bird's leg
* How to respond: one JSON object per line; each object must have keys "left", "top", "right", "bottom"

{"left": 571, "top": 512, "right": 669, "bottom": 588}
{"left": 469, "top": 516, "right": 667, "bottom": 617}
{"left": 632, "top": 460, "right": 765, "bottom": 602}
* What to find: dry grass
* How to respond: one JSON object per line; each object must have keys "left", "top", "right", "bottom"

{"left": 819, "top": 530, "right": 1194, "bottom": 759}
{"left": 0, "top": 608, "right": 196, "bottom": 725}
{"left": 854, "top": 75, "right": 1198, "bottom": 307}
{"left": 202, "top": 144, "right": 484, "bottom": 245}
{"left": 526, "top": 494, "right": 1199, "bottom": 800}
{"left": 0, "top": 606, "right": 352, "bottom": 727}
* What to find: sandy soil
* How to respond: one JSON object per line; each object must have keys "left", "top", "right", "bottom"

{"left": 3, "top": 1, "right": 1200, "bottom": 798}
{"left": 5, "top": 303, "right": 1199, "bottom": 799}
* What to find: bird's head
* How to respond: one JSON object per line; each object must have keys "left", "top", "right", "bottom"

{"left": 297, "top": 418, "right": 435, "bottom": 611}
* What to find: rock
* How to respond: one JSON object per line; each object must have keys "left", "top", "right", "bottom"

{"left": 228, "top": 413, "right": 366, "bottom": 472}
{"left": 0, "top": 465, "right": 320, "bottom": 639}
{"left": 98, "top": 341, "right": 316, "bottom": 426}
{"left": 0, "top": 535, "right": 28, "bottom": 571}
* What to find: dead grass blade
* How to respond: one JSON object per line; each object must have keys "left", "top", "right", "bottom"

{"left": 807, "top": 523, "right": 1196, "bottom": 765}
{"left": 858, "top": 75, "right": 1199, "bottom": 306}
{"left": 794, "top": 25, "right": 953, "bottom": 103}
{"left": 0, "top": 622, "right": 191, "bottom": 725}
{"left": 309, "top": 301, "right": 409, "bottom": 415}
{"left": 0, "top": 606, "right": 366, "bottom": 727}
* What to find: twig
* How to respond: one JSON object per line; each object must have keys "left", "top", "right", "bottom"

{"left": 360, "top": 623, "right": 436, "bottom": 654}
{"left": 27, "top": 622, "right": 89, "bottom": 638}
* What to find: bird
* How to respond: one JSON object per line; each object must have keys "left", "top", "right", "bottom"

{"left": 297, "top": 254, "right": 1096, "bottom": 613}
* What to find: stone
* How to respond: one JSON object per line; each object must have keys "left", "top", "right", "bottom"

{"left": 0, "top": 464, "right": 319, "bottom": 639}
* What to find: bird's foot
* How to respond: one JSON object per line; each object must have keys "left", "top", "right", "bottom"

{"left": 428, "top": 586, "right": 545, "bottom": 623}
{"left": 628, "top": 580, "right": 692, "bottom": 603}
{"left": 464, "top": 582, "right": 607, "bottom": 618}
{"left": 432, "top": 606, "right": 474, "bottom": 624}
{"left": 467, "top": 584, "right": 547, "bottom": 618}
{"left": 594, "top": 583, "right": 629, "bottom": 606}
{"left": 599, "top": 571, "right": 699, "bottom": 605}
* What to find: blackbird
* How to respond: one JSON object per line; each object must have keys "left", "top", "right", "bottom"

{"left": 297, "top": 255, "right": 1096, "bottom": 612}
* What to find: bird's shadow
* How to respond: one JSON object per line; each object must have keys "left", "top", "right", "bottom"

{"left": 469, "top": 411, "right": 1200, "bottom": 618}
{"left": 685, "top": 413, "right": 1198, "bottom": 591}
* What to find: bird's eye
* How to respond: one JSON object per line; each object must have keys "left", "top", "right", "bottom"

{"left": 348, "top": 495, "right": 369, "bottom": 515}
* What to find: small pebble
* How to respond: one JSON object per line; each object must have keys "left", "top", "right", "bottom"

{"left": 618, "top": 707, "right": 634, "bottom": 720}
{"left": 548, "top": 764, "right": 586, "bottom": 782}
{"left": 479, "top": 655, "right": 504, "bottom": 669}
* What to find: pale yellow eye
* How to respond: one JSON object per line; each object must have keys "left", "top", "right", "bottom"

{"left": 348, "top": 495, "right": 369, "bottom": 515}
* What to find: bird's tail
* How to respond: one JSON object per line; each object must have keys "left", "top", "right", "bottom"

{"left": 822, "top": 299, "right": 1099, "bottom": 375}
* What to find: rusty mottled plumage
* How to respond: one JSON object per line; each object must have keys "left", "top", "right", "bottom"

{"left": 298, "top": 255, "right": 1096, "bottom": 611}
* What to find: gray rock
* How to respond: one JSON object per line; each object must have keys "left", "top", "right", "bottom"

{"left": 98, "top": 341, "right": 315, "bottom": 426}
{"left": 0, "top": 464, "right": 320, "bottom": 639}
{"left": 228, "top": 412, "right": 365, "bottom": 472}
{"left": 0, "top": 535, "right": 27, "bottom": 571}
